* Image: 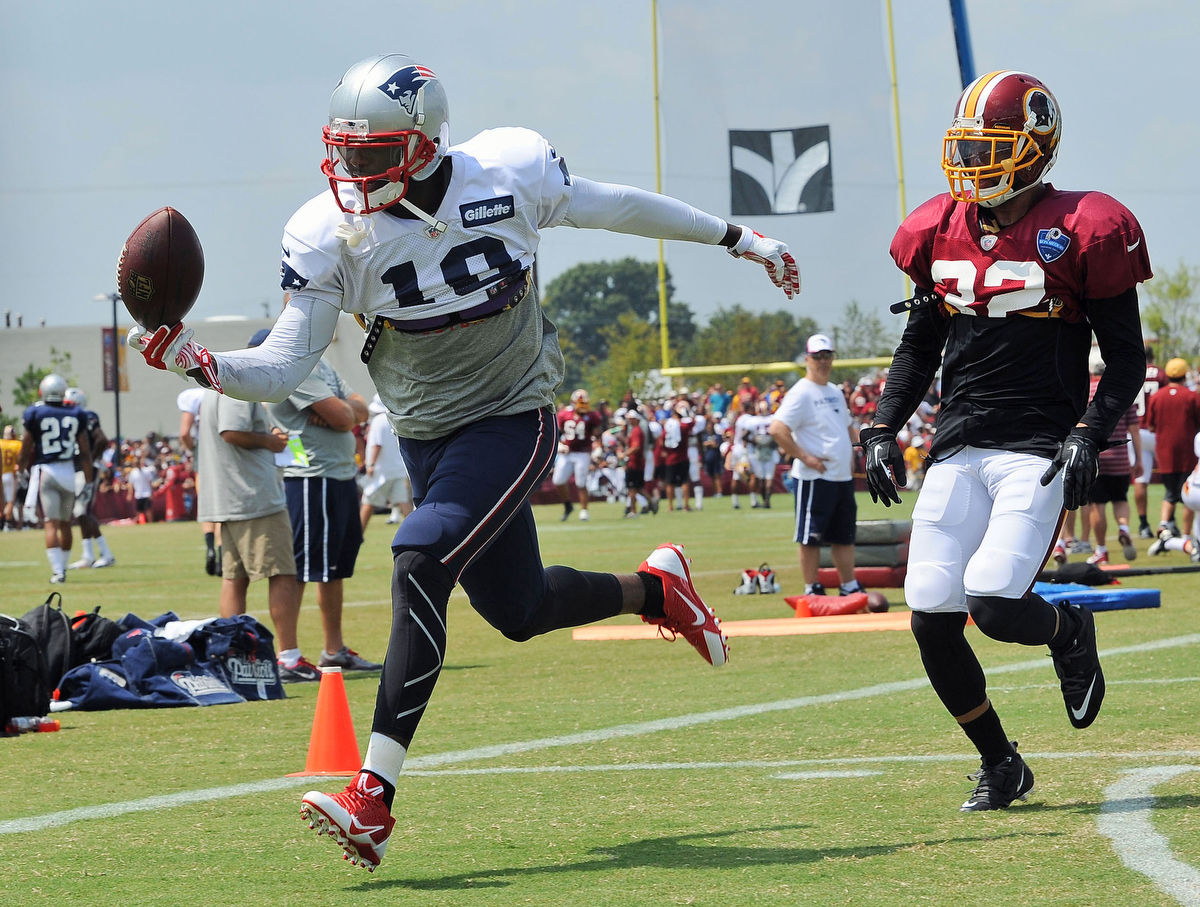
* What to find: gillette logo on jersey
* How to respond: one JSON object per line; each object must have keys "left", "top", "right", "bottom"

{"left": 460, "top": 195, "right": 515, "bottom": 227}
{"left": 378, "top": 66, "right": 437, "bottom": 116}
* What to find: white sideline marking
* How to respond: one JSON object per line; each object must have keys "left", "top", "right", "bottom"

{"left": 1098, "top": 766, "right": 1200, "bottom": 906}
{"left": 772, "top": 770, "right": 882, "bottom": 780}
{"left": 400, "top": 751, "right": 1200, "bottom": 777}
{"left": 2, "top": 632, "right": 1198, "bottom": 837}
{"left": 0, "top": 778, "right": 302, "bottom": 834}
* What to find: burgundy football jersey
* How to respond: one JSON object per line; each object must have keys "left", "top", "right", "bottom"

{"left": 891, "top": 184, "right": 1152, "bottom": 321}
{"left": 557, "top": 407, "right": 602, "bottom": 453}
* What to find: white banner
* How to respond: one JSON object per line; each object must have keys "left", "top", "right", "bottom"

{"left": 657, "top": 1, "right": 906, "bottom": 326}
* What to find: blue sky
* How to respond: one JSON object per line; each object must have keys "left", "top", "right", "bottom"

{"left": 1, "top": 1, "right": 1194, "bottom": 330}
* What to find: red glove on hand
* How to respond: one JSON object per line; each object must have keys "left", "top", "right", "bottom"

{"left": 127, "top": 324, "right": 222, "bottom": 393}
{"left": 728, "top": 226, "right": 801, "bottom": 299}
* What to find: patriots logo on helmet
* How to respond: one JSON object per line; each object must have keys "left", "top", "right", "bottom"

{"left": 378, "top": 66, "right": 437, "bottom": 117}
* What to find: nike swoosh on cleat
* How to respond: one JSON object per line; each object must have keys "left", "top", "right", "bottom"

{"left": 1070, "top": 673, "right": 1098, "bottom": 721}
{"left": 347, "top": 818, "right": 386, "bottom": 837}
{"left": 679, "top": 594, "right": 708, "bottom": 627}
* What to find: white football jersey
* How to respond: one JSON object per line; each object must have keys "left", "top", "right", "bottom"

{"left": 281, "top": 127, "right": 572, "bottom": 324}
{"left": 279, "top": 128, "right": 573, "bottom": 439}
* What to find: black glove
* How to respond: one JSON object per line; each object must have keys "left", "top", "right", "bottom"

{"left": 1039, "top": 426, "right": 1106, "bottom": 510}
{"left": 859, "top": 426, "right": 906, "bottom": 507}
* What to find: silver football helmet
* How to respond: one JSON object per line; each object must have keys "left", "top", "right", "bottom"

{"left": 64, "top": 386, "right": 88, "bottom": 409}
{"left": 39, "top": 373, "right": 68, "bottom": 404}
{"left": 322, "top": 54, "right": 451, "bottom": 214}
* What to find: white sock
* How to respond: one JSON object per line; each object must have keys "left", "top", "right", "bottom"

{"left": 97, "top": 536, "right": 113, "bottom": 558}
{"left": 636, "top": 493, "right": 647, "bottom": 509}
{"left": 362, "top": 732, "right": 408, "bottom": 787}
{"left": 277, "top": 647, "right": 301, "bottom": 667}
{"left": 694, "top": 487, "right": 704, "bottom": 506}
{"left": 750, "top": 491, "right": 760, "bottom": 505}
{"left": 47, "top": 547, "right": 64, "bottom": 573}
{"left": 390, "top": 507, "right": 403, "bottom": 521}
{"left": 81, "top": 538, "right": 96, "bottom": 561}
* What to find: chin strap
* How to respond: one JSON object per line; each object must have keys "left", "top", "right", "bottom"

{"left": 334, "top": 208, "right": 375, "bottom": 248}
{"left": 398, "top": 197, "right": 448, "bottom": 239}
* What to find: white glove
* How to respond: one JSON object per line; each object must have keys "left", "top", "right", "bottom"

{"left": 127, "top": 323, "right": 223, "bottom": 393}
{"left": 728, "top": 226, "right": 800, "bottom": 299}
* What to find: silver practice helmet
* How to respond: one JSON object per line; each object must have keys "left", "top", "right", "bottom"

{"left": 321, "top": 54, "right": 451, "bottom": 215}
{"left": 64, "top": 386, "right": 88, "bottom": 409}
{"left": 39, "top": 373, "right": 69, "bottom": 404}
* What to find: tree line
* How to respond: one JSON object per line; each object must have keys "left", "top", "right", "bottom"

{"left": 542, "top": 257, "right": 899, "bottom": 404}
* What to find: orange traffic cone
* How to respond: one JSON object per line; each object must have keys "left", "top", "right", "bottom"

{"left": 287, "top": 666, "right": 362, "bottom": 777}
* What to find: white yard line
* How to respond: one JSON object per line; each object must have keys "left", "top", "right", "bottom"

{"left": 1098, "top": 766, "right": 1200, "bottom": 907}
{"left": 3, "top": 632, "right": 1198, "bottom": 848}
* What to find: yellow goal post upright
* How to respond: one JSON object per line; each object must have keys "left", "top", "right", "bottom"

{"left": 650, "top": 0, "right": 914, "bottom": 383}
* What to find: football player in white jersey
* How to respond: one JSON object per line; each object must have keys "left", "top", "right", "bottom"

{"left": 129, "top": 53, "right": 797, "bottom": 871}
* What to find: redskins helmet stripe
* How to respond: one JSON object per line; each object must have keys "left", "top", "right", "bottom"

{"left": 943, "top": 70, "right": 1062, "bottom": 208}
{"left": 955, "top": 70, "right": 1023, "bottom": 120}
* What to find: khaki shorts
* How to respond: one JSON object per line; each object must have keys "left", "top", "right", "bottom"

{"left": 220, "top": 511, "right": 296, "bottom": 582}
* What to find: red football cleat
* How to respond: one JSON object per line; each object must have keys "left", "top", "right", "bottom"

{"left": 639, "top": 543, "right": 729, "bottom": 667}
{"left": 300, "top": 771, "right": 396, "bottom": 871}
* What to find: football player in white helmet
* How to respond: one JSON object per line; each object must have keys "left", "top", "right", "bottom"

{"left": 20, "top": 374, "right": 92, "bottom": 582}
{"left": 63, "top": 387, "right": 117, "bottom": 569}
{"left": 128, "top": 52, "right": 800, "bottom": 870}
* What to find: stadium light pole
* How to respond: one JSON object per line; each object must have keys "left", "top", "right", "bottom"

{"left": 95, "top": 292, "right": 123, "bottom": 451}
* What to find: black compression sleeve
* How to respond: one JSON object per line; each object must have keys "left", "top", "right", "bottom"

{"left": 1082, "top": 286, "right": 1146, "bottom": 438}
{"left": 872, "top": 288, "right": 949, "bottom": 429}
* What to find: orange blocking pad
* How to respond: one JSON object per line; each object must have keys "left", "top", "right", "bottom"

{"left": 572, "top": 610, "right": 915, "bottom": 640}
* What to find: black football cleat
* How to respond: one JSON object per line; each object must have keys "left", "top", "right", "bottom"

{"left": 1050, "top": 601, "right": 1105, "bottom": 729}
{"left": 960, "top": 744, "right": 1034, "bottom": 812}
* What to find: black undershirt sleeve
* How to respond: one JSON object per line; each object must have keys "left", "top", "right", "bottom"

{"left": 872, "top": 288, "right": 949, "bottom": 430}
{"left": 1081, "top": 286, "right": 1146, "bottom": 438}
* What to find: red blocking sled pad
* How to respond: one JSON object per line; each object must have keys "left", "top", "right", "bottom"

{"left": 1031, "top": 581, "right": 1160, "bottom": 611}
{"left": 817, "top": 566, "right": 907, "bottom": 589}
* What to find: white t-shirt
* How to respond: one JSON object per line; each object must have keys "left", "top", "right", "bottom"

{"left": 366, "top": 412, "right": 408, "bottom": 479}
{"left": 773, "top": 377, "right": 854, "bottom": 482}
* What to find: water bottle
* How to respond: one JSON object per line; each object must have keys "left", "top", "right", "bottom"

{"left": 5, "top": 716, "right": 61, "bottom": 734}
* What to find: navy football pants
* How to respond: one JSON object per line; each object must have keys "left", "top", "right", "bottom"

{"left": 373, "top": 407, "right": 622, "bottom": 746}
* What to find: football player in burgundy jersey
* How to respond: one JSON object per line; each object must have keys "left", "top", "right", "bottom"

{"left": 551, "top": 388, "right": 604, "bottom": 521}
{"left": 859, "top": 71, "right": 1150, "bottom": 812}
{"left": 128, "top": 53, "right": 798, "bottom": 870}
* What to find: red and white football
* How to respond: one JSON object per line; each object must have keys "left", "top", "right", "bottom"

{"left": 116, "top": 207, "right": 205, "bottom": 329}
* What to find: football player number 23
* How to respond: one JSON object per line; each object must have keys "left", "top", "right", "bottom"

{"left": 37, "top": 415, "right": 80, "bottom": 458}
{"left": 933, "top": 259, "right": 1046, "bottom": 315}
{"left": 381, "top": 236, "right": 523, "bottom": 309}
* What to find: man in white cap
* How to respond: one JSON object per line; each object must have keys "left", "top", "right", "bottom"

{"left": 769, "top": 334, "right": 863, "bottom": 596}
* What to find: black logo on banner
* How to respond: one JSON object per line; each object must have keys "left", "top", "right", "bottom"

{"left": 729, "top": 126, "right": 833, "bottom": 216}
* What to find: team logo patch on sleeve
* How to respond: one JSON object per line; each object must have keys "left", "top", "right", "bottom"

{"left": 459, "top": 195, "right": 515, "bottom": 227}
{"left": 1036, "top": 227, "right": 1071, "bottom": 263}
{"left": 280, "top": 260, "right": 310, "bottom": 291}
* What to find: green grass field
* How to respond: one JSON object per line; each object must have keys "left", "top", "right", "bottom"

{"left": 1, "top": 493, "right": 1198, "bottom": 906}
